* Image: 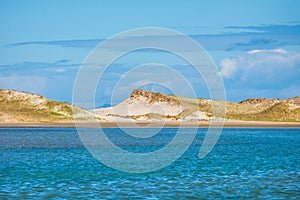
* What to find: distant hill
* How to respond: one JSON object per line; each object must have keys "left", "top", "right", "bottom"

{"left": 1, "top": 89, "right": 299, "bottom": 123}
{"left": 226, "top": 96, "right": 300, "bottom": 121}
{"left": 0, "top": 89, "right": 83, "bottom": 122}
{"left": 92, "top": 89, "right": 300, "bottom": 122}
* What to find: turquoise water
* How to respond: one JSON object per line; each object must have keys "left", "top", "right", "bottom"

{"left": 0, "top": 128, "right": 299, "bottom": 199}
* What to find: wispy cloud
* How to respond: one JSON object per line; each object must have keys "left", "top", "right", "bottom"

{"left": 8, "top": 24, "right": 300, "bottom": 51}
{"left": 223, "top": 24, "right": 300, "bottom": 51}
{"left": 247, "top": 48, "right": 287, "bottom": 54}
{"left": 225, "top": 24, "right": 300, "bottom": 33}
{"left": 0, "top": 75, "right": 47, "bottom": 95}
{"left": 0, "top": 60, "right": 81, "bottom": 102}
{"left": 9, "top": 39, "right": 104, "bottom": 48}
{"left": 0, "top": 60, "right": 80, "bottom": 74}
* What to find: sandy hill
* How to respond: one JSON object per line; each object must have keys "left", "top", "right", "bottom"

{"left": 0, "top": 89, "right": 84, "bottom": 123}
{"left": 1, "top": 89, "right": 299, "bottom": 123}
{"left": 92, "top": 89, "right": 300, "bottom": 122}
{"left": 226, "top": 96, "right": 300, "bottom": 121}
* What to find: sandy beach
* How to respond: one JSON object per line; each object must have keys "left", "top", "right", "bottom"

{"left": 0, "top": 121, "right": 299, "bottom": 128}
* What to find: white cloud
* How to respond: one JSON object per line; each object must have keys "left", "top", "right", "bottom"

{"left": 219, "top": 58, "right": 237, "bottom": 78}
{"left": 0, "top": 75, "right": 47, "bottom": 94}
{"left": 247, "top": 48, "right": 287, "bottom": 54}
{"left": 54, "top": 68, "right": 66, "bottom": 72}
{"left": 219, "top": 48, "right": 300, "bottom": 91}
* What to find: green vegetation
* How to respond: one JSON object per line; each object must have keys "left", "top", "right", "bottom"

{"left": 0, "top": 89, "right": 83, "bottom": 122}
{"left": 227, "top": 103, "right": 300, "bottom": 122}
{"left": 1, "top": 88, "right": 299, "bottom": 122}
{"left": 128, "top": 90, "right": 300, "bottom": 122}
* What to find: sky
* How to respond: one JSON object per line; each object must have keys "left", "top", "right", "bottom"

{"left": 0, "top": 0, "right": 300, "bottom": 107}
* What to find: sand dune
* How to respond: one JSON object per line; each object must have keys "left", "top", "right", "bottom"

{"left": 1, "top": 88, "right": 299, "bottom": 125}
{"left": 90, "top": 89, "right": 300, "bottom": 123}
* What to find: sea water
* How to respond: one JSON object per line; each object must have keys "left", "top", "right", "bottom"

{"left": 0, "top": 128, "right": 299, "bottom": 199}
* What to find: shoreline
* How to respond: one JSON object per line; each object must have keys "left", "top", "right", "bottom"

{"left": 0, "top": 121, "right": 300, "bottom": 128}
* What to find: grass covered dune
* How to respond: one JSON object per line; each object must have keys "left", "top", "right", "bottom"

{"left": 0, "top": 89, "right": 300, "bottom": 127}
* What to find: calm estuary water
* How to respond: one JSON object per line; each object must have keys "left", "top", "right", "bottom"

{"left": 0, "top": 128, "right": 299, "bottom": 199}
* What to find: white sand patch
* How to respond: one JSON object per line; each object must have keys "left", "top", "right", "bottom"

{"left": 288, "top": 103, "right": 300, "bottom": 110}
{"left": 52, "top": 105, "right": 70, "bottom": 116}
{"left": 184, "top": 111, "right": 210, "bottom": 121}
{"left": 92, "top": 96, "right": 183, "bottom": 118}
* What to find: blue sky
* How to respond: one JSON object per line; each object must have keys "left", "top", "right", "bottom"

{"left": 0, "top": 0, "right": 300, "bottom": 107}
